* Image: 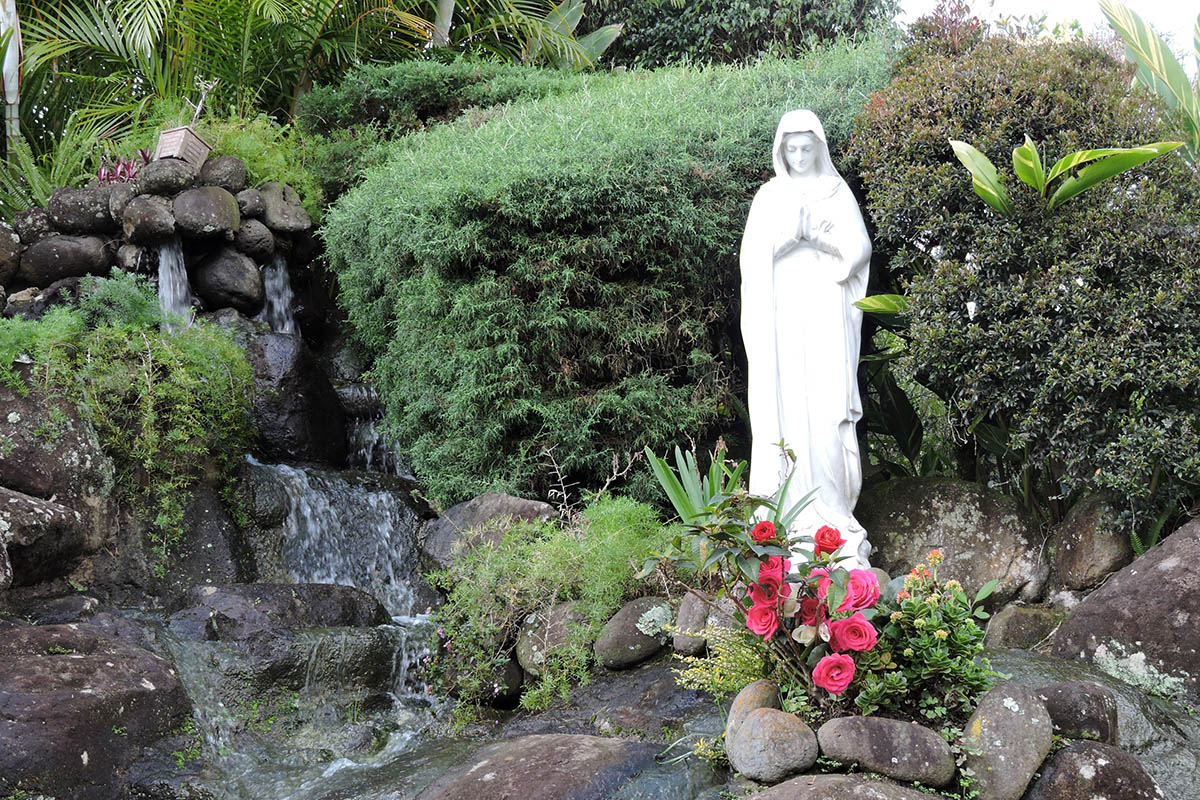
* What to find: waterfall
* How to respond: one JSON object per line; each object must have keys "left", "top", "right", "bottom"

{"left": 260, "top": 252, "right": 298, "bottom": 335}
{"left": 347, "top": 417, "right": 413, "bottom": 479}
{"left": 157, "top": 236, "right": 193, "bottom": 332}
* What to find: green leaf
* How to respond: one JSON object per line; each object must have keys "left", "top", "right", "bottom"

{"left": 1047, "top": 142, "right": 1183, "bottom": 210}
{"left": 737, "top": 555, "right": 760, "bottom": 584}
{"left": 826, "top": 570, "right": 849, "bottom": 614}
{"left": 644, "top": 446, "right": 700, "bottom": 524}
{"left": 949, "top": 140, "right": 1013, "bottom": 216}
{"left": 973, "top": 579, "right": 999, "bottom": 606}
{"left": 635, "top": 555, "right": 659, "bottom": 579}
{"left": 1012, "top": 135, "right": 1046, "bottom": 195}
{"left": 576, "top": 23, "right": 623, "bottom": 63}
{"left": 854, "top": 294, "right": 910, "bottom": 315}
{"left": 865, "top": 361, "right": 923, "bottom": 470}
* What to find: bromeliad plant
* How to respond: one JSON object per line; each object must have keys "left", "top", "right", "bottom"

{"left": 642, "top": 444, "right": 883, "bottom": 708}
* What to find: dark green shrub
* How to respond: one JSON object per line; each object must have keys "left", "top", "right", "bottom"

{"left": 0, "top": 273, "right": 254, "bottom": 562}
{"left": 322, "top": 39, "right": 894, "bottom": 505}
{"left": 428, "top": 495, "right": 678, "bottom": 725}
{"left": 584, "top": 0, "right": 896, "bottom": 68}
{"left": 847, "top": 35, "right": 1200, "bottom": 533}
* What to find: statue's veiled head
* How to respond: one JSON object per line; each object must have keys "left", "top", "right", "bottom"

{"left": 771, "top": 110, "right": 839, "bottom": 181}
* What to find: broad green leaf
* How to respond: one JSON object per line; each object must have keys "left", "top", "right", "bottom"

{"left": 949, "top": 140, "right": 1013, "bottom": 216}
{"left": 645, "top": 446, "right": 700, "bottom": 524}
{"left": 737, "top": 555, "right": 760, "bottom": 585}
{"left": 974, "top": 579, "right": 999, "bottom": 606}
{"left": 544, "top": 0, "right": 584, "bottom": 36}
{"left": 702, "top": 546, "right": 734, "bottom": 572}
{"left": 971, "top": 418, "right": 1013, "bottom": 459}
{"left": 854, "top": 294, "right": 910, "bottom": 315}
{"left": 576, "top": 23, "right": 623, "bottom": 63}
{"left": 1012, "top": 135, "right": 1046, "bottom": 195}
{"left": 1046, "top": 146, "right": 1135, "bottom": 184}
{"left": 866, "top": 361, "right": 923, "bottom": 469}
{"left": 1047, "top": 142, "right": 1183, "bottom": 209}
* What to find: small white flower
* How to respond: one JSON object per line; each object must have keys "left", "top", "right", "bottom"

{"left": 818, "top": 622, "right": 831, "bottom": 643}
{"left": 966, "top": 301, "right": 977, "bottom": 320}
{"left": 792, "top": 625, "right": 818, "bottom": 645}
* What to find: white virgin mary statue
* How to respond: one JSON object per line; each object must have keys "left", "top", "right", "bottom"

{"left": 740, "top": 109, "right": 872, "bottom": 567}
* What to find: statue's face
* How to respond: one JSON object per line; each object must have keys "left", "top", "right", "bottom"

{"left": 782, "top": 132, "right": 819, "bottom": 177}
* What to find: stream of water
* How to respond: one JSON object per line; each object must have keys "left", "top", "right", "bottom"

{"left": 259, "top": 252, "right": 299, "bottom": 335}
{"left": 157, "top": 236, "right": 193, "bottom": 332}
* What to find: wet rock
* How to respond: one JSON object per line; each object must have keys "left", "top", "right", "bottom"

{"left": 168, "top": 583, "right": 388, "bottom": 641}
{"left": 1036, "top": 681, "right": 1119, "bottom": 745}
{"left": 47, "top": 185, "right": 117, "bottom": 233}
{"left": 116, "top": 243, "right": 144, "bottom": 272}
{"left": 0, "top": 487, "right": 88, "bottom": 586}
{"left": 416, "top": 734, "right": 658, "bottom": 800}
{"left": 594, "top": 596, "right": 670, "bottom": 670}
{"left": 13, "top": 207, "right": 54, "bottom": 244}
{"left": 258, "top": 181, "right": 312, "bottom": 233}
{"left": 18, "top": 234, "right": 111, "bottom": 286}
{"left": 237, "top": 188, "right": 265, "bottom": 218}
{"left": 421, "top": 492, "right": 555, "bottom": 570}
{"left": 516, "top": 600, "right": 586, "bottom": 677}
{"left": 1026, "top": 741, "right": 1167, "bottom": 800}
{"left": 0, "top": 222, "right": 21, "bottom": 285}
{"left": 726, "top": 708, "right": 817, "bottom": 784}
{"left": 0, "top": 542, "right": 10, "bottom": 590}
{"left": 137, "top": 158, "right": 197, "bottom": 196}
{"left": 106, "top": 182, "right": 138, "bottom": 222}
{"left": 856, "top": 477, "right": 1049, "bottom": 607}
{"left": 754, "top": 774, "right": 942, "bottom": 799}
{"left": 1052, "top": 518, "right": 1200, "bottom": 708}
{"left": 1, "top": 276, "right": 80, "bottom": 320}
{"left": 1055, "top": 494, "right": 1131, "bottom": 591}
{"left": 173, "top": 186, "right": 240, "bottom": 239}
{"left": 673, "top": 589, "right": 710, "bottom": 655}
{"left": 987, "top": 648, "right": 1200, "bottom": 800}
{"left": 191, "top": 246, "right": 263, "bottom": 315}
{"left": 725, "top": 678, "right": 781, "bottom": 744}
{"left": 5, "top": 592, "right": 101, "bottom": 625}
{"left": 0, "top": 623, "right": 191, "bottom": 800}
{"left": 962, "top": 684, "right": 1052, "bottom": 800}
{"left": 984, "top": 604, "right": 1062, "bottom": 649}
{"left": 199, "top": 155, "right": 248, "bottom": 193}
{"left": 157, "top": 485, "right": 255, "bottom": 600}
{"left": 336, "top": 383, "right": 382, "bottom": 418}
{"left": 816, "top": 715, "right": 955, "bottom": 787}
{"left": 122, "top": 194, "right": 176, "bottom": 244}
{"left": 235, "top": 218, "right": 275, "bottom": 259}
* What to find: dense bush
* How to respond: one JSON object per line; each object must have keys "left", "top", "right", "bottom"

{"left": 428, "top": 495, "right": 678, "bottom": 724}
{"left": 323, "top": 38, "right": 894, "bottom": 505}
{"left": 585, "top": 0, "right": 896, "bottom": 68}
{"left": 0, "top": 272, "right": 254, "bottom": 562}
{"left": 847, "top": 35, "right": 1200, "bottom": 534}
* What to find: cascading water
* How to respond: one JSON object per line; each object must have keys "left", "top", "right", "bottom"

{"left": 347, "top": 417, "right": 413, "bottom": 478}
{"left": 259, "top": 252, "right": 298, "bottom": 335}
{"left": 157, "top": 236, "right": 193, "bottom": 332}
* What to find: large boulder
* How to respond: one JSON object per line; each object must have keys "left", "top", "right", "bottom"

{"left": 816, "top": 715, "right": 956, "bottom": 787}
{"left": 516, "top": 600, "right": 587, "bottom": 677}
{"left": 593, "top": 596, "right": 669, "bottom": 670}
{"left": 137, "top": 158, "right": 197, "bottom": 196}
{"left": 1054, "top": 494, "right": 1132, "bottom": 591}
{"left": 1026, "top": 741, "right": 1167, "bottom": 800}
{"left": 121, "top": 194, "right": 176, "bottom": 244}
{"left": 258, "top": 181, "right": 313, "bottom": 234}
{"left": 857, "top": 477, "right": 1049, "bottom": 606}
{"left": 1051, "top": 518, "right": 1200, "bottom": 706}
{"left": 983, "top": 604, "right": 1063, "bottom": 649}
{"left": 726, "top": 708, "right": 817, "bottom": 784}
{"left": 962, "top": 684, "right": 1054, "bottom": 800}
{"left": 18, "top": 234, "right": 111, "bottom": 286}
{"left": 0, "top": 487, "right": 88, "bottom": 586}
{"left": 420, "top": 492, "right": 555, "bottom": 570}
{"left": 725, "top": 678, "right": 782, "bottom": 744}
{"left": 673, "top": 589, "right": 710, "bottom": 655}
{"left": 191, "top": 246, "right": 263, "bottom": 315}
{"left": 172, "top": 186, "right": 240, "bottom": 239}
{"left": 415, "top": 734, "right": 658, "bottom": 800}
{"left": 12, "top": 207, "right": 54, "bottom": 245}
{"left": 168, "top": 583, "right": 389, "bottom": 641}
{"left": 235, "top": 218, "right": 275, "bottom": 260}
{"left": 47, "top": 186, "right": 117, "bottom": 234}
{"left": 155, "top": 485, "right": 255, "bottom": 600}
{"left": 0, "top": 623, "right": 191, "bottom": 800}
{"left": 199, "top": 155, "right": 249, "bottom": 193}
{"left": 1035, "top": 680, "right": 1119, "bottom": 745}
{"left": 107, "top": 182, "right": 138, "bottom": 222}
{"left": 0, "top": 222, "right": 21, "bottom": 285}
{"left": 754, "top": 774, "right": 952, "bottom": 799}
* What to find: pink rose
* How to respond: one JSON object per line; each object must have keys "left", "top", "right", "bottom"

{"left": 812, "top": 653, "right": 856, "bottom": 695}
{"left": 798, "top": 596, "right": 826, "bottom": 627}
{"left": 749, "top": 578, "right": 791, "bottom": 607}
{"left": 837, "top": 569, "right": 881, "bottom": 612}
{"left": 829, "top": 612, "right": 878, "bottom": 653}
{"left": 809, "top": 567, "right": 831, "bottom": 600}
{"left": 751, "top": 520, "right": 777, "bottom": 542}
{"left": 813, "top": 525, "right": 846, "bottom": 556}
{"left": 745, "top": 603, "right": 779, "bottom": 641}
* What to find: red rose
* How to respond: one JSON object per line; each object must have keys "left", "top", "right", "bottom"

{"left": 829, "top": 612, "right": 877, "bottom": 653}
{"left": 813, "top": 525, "right": 846, "bottom": 556}
{"left": 812, "top": 653, "right": 856, "bottom": 695}
{"left": 751, "top": 520, "right": 777, "bottom": 542}
{"left": 808, "top": 567, "right": 831, "bottom": 600}
{"left": 745, "top": 603, "right": 779, "bottom": 641}
{"left": 798, "top": 596, "right": 826, "bottom": 626}
{"left": 749, "top": 577, "right": 792, "bottom": 607}
{"left": 836, "top": 569, "right": 881, "bottom": 612}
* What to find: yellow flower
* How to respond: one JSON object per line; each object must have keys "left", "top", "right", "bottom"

{"left": 934, "top": 629, "right": 949, "bottom": 640}
{"left": 903, "top": 647, "right": 914, "bottom": 657}
{"left": 890, "top": 611, "right": 903, "bottom": 623}
{"left": 913, "top": 618, "right": 926, "bottom": 628}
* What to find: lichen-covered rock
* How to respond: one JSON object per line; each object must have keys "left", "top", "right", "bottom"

{"left": 1036, "top": 681, "right": 1118, "bottom": 745}
{"left": 725, "top": 678, "right": 781, "bottom": 744}
{"left": 122, "top": 194, "right": 176, "bottom": 244}
{"left": 1, "top": 276, "right": 79, "bottom": 320}
{"left": 816, "top": 715, "right": 956, "bottom": 787}
{"left": 857, "top": 477, "right": 1049, "bottom": 607}
{"left": 191, "top": 246, "right": 263, "bottom": 315}
{"left": 673, "top": 589, "right": 710, "bottom": 655}
{"left": 137, "top": 157, "right": 197, "bottom": 196}
{"left": 167, "top": 583, "right": 389, "bottom": 641}
{"left": 984, "top": 604, "right": 1062, "bottom": 649}
{"left": 199, "top": 155, "right": 249, "bottom": 193}
{"left": 116, "top": 243, "right": 144, "bottom": 273}
{"left": 727, "top": 708, "right": 817, "bottom": 784}
{"left": 754, "top": 774, "right": 946, "bottom": 799}
{"left": 234, "top": 218, "right": 275, "bottom": 259}
{"left": 1052, "top": 517, "right": 1200, "bottom": 706}
{"left": 962, "top": 684, "right": 1053, "bottom": 800}
{"left": 18, "top": 234, "right": 111, "bottom": 286}
{"left": 416, "top": 734, "right": 658, "bottom": 800}
{"left": 237, "top": 188, "right": 265, "bottom": 218}
{"left": 593, "top": 596, "right": 669, "bottom": 670}
{"left": 173, "top": 186, "right": 240, "bottom": 238}
{"left": 0, "top": 622, "right": 191, "bottom": 800}
{"left": 13, "top": 207, "right": 54, "bottom": 244}
{"left": 0, "top": 487, "right": 88, "bottom": 586}
{"left": 1055, "top": 494, "right": 1131, "bottom": 591}
{"left": 420, "top": 493, "right": 554, "bottom": 570}
{"left": 106, "top": 182, "right": 138, "bottom": 222}
{"left": 1025, "top": 741, "right": 1167, "bottom": 800}
{"left": 0, "top": 222, "right": 21, "bottom": 285}
{"left": 516, "top": 600, "right": 586, "bottom": 677}
{"left": 258, "top": 181, "right": 312, "bottom": 233}
{"left": 47, "top": 186, "right": 117, "bottom": 233}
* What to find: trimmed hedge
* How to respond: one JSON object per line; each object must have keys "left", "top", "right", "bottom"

{"left": 847, "top": 35, "right": 1200, "bottom": 532}
{"left": 323, "top": 38, "right": 894, "bottom": 505}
